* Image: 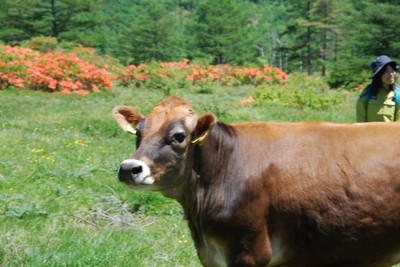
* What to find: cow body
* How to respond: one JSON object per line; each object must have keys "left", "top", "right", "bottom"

{"left": 113, "top": 96, "right": 400, "bottom": 267}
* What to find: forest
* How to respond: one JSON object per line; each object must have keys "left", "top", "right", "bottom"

{"left": 1, "top": 0, "right": 400, "bottom": 88}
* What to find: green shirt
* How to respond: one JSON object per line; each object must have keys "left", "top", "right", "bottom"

{"left": 356, "top": 86, "right": 400, "bottom": 122}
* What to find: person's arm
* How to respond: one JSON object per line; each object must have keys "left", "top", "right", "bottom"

{"left": 394, "top": 84, "right": 400, "bottom": 121}
{"left": 356, "top": 93, "right": 367, "bottom": 122}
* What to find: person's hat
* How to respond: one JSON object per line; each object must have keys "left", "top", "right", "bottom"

{"left": 370, "top": 55, "right": 397, "bottom": 78}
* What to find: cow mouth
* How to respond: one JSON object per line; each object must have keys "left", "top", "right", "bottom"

{"left": 118, "top": 171, "right": 155, "bottom": 186}
{"left": 136, "top": 176, "right": 155, "bottom": 185}
{"left": 118, "top": 159, "right": 155, "bottom": 186}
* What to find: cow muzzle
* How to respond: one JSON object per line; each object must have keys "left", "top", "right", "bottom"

{"left": 118, "top": 159, "right": 155, "bottom": 185}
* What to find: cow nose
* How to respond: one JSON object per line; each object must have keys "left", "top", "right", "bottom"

{"left": 118, "top": 160, "right": 144, "bottom": 182}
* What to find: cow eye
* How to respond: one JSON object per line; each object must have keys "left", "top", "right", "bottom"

{"left": 173, "top": 132, "right": 186, "bottom": 143}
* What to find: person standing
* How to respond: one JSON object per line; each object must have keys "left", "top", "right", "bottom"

{"left": 356, "top": 55, "right": 400, "bottom": 122}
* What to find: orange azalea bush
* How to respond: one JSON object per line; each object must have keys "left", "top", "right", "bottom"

{"left": 186, "top": 64, "right": 288, "bottom": 86}
{"left": 118, "top": 58, "right": 288, "bottom": 87}
{"left": 0, "top": 45, "right": 112, "bottom": 95}
{"left": 118, "top": 59, "right": 190, "bottom": 87}
{"left": 119, "top": 64, "right": 151, "bottom": 86}
{"left": 0, "top": 44, "right": 288, "bottom": 95}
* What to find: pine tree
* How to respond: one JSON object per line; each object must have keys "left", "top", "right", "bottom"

{"left": 117, "top": 0, "right": 184, "bottom": 64}
{"left": 302, "top": 0, "right": 340, "bottom": 76}
{"left": 0, "top": 0, "right": 39, "bottom": 42}
{"left": 0, "top": 0, "right": 104, "bottom": 45}
{"left": 346, "top": 0, "right": 400, "bottom": 57}
{"left": 246, "top": 1, "right": 289, "bottom": 69}
{"left": 189, "top": 0, "right": 254, "bottom": 65}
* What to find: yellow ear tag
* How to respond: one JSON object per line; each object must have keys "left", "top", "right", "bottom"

{"left": 126, "top": 124, "right": 137, "bottom": 135}
{"left": 191, "top": 130, "right": 209, "bottom": 145}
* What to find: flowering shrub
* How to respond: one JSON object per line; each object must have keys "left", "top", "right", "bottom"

{"left": 118, "top": 58, "right": 288, "bottom": 88}
{"left": 119, "top": 64, "right": 151, "bottom": 86}
{"left": 232, "top": 65, "right": 288, "bottom": 85}
{"left": 0, "top": 45, "right": 113, "bottom": 95}
{"left": 0, "top": 44, "right": 288, "bottom": 95}
{"left": 253, "top": 73, "right": 344, "bottom": 110}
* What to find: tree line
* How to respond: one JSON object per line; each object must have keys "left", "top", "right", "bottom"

{"left": 1, "top": 0, "right": 400, "bottom": 88}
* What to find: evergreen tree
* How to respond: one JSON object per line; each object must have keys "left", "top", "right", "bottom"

{"left": 99, "top": 0, "right": 139, "bottom": 57}
{"left": 302, "top": 0, "right": 340, "bottom": 76}
{"left": 189, "top": 0, "right": 254, "bottom": 65}
{"left": 279, "top": 0, "right": 312, "bottom": 73}
{"left": 346, "top": 0, "right": 400, "bottom": 57}
{"left": 0, "top": 0, "right": 39, "bottom": 42}
{"left": 117, "top": 0, "right": 184, "bottom": 64}
{"left": 247, "top": 1, "right": 289, "bottom": 69}
{"left": 279, "top": 0, "right": 341, "bottom": 76}
{"left": 0, "top": 0, "right": 104, "bottom": 46}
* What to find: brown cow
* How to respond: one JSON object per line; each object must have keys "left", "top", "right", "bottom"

{"left": 113, "top": 96, "right": 400, "bottom": 267}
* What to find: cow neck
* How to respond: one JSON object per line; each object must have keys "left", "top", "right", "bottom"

{"left": 189, "top": 122, "right": 239, "bottom": 213}
{"left": 191, "top": 121, "right": 236, "bottom": 176}
{"left": 179, "top": 122, "right": 244, "bottom": 249}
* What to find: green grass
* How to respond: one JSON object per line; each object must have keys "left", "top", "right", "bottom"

{"left": 0, "top": 88, "right": 200, "bottom": 266}
{"left": 1, "top": 83, "right": 396, "bottom": 266}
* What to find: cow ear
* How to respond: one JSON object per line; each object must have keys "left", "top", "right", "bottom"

{"left": 112, "top": 106, "right": 144, "bottom": 135}
{"left": 195, "top": 113, "right": 217, "bottom": 136}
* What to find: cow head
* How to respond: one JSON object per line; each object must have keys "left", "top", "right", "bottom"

{"left": 113, "top": 96, "right": 216, "bottom": 195}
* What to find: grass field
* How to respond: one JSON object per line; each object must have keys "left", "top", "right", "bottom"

{"left": 1, "top": 83, "right": 396, "bottom": 267}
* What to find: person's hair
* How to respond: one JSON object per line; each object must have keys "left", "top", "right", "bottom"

{"left": 370, "top": 63, "right": 396, "bottom": 96}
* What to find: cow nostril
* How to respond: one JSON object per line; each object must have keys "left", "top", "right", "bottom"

{"left": 118, "top": 167, "right": 129, "bottom": 182}
{"left": 131, "top": 165, "right": 143, "bottom": 175}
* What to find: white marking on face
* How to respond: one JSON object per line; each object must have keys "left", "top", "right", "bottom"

{"left": 120, "top": 159, "right": 154, "bottom": 185}
{"left": 185, "top": 115, "right": 197, "bottom": 132}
